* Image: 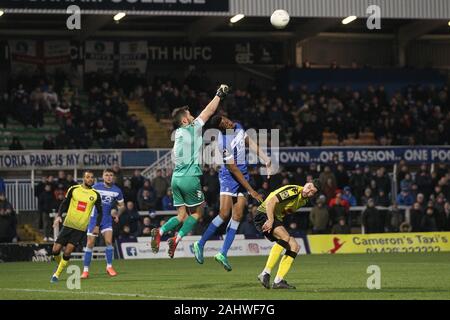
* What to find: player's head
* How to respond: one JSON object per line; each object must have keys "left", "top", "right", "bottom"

{"left": 302, "top": 179, "right": 321, "bottom": 198}
{"left": 83, "top": 170, "right": 95, "bottom": 187}
{"left": 172, "top": 106, "right": 194, "bottom": 127}
{"left": 210, "top": 115, "right": 234, "bottom": 132}
{"left": 103, "top": 168, "right": 114, "bottom": 186}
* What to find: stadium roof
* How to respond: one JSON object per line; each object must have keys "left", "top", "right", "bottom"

{"left": 2, "top": 0, "right": 450, "bottom": 20}
{"left": 0, "top": 14, "right": 449, "bottom": 42}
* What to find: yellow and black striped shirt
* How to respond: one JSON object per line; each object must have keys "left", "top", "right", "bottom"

{"left": 257, "top": 185, "right": 308, "bottom": 221}
{"left": 58, "top": 185, "right": 102, "bottom": 231}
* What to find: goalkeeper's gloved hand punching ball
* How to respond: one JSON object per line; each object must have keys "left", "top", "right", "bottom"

{"left": 216, "top": 84, "right": 230, "bottom": 101}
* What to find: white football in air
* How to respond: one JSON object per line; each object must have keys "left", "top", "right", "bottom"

{"left": 270, "top": 9, "right": 290, "bottom": 29}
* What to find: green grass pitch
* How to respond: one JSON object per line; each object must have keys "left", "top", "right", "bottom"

{"left": 0, "top": 253, "right": 449, "bottom": 300}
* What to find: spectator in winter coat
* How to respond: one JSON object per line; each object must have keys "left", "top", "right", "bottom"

{"left": 342, "top": 186, "right": 357, "bottom": 207}
{"left": 310, "top": 195, "right": 329, "bottom": 234}
{"left": 396, "top": 188, "right": 414, "bottom": 206}
{"left": 362, "top": 198, "right": 384, "bottom": 234}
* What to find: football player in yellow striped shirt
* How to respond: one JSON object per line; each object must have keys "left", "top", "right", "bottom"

{"left": 254, "top": 179, "right": 320, "bottom": 289}
{"left": 50, "top": 170, "right": 103, "bottom": 283}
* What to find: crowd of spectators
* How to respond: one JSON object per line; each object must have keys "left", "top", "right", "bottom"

{"left": 2, "top": 69, "right": 450, "bottom": 149}
{"left": 28, "top": 160, "right": 450, "bottom": 243}
{"left": 0, "top": 160, "right": 449, "bottom": 243}
{"left": 133, "top": 70, "right": 450, "bottom": 147}
{"left": 2, "top": 73, "right": 148, "bottom": 150}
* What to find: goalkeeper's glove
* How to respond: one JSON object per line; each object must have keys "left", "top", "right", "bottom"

{"left": 216, "top": 84, "right": 230, "bottom": 101}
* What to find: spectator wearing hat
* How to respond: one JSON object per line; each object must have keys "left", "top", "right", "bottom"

{"left": 342, "top": 186, "right": 357, "bottom": 207}
{"left": 310, "top": 195, "right": 329, "bottom": 234}
{"left": 396, "top": 187, "right": 414, "bottom": 206}
{"left": 362, "top": 198, "right": 384, "bottom": 234}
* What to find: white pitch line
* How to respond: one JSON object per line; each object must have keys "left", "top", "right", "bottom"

{"left": 0, "top": 288, "right": 224, "bottom": 300}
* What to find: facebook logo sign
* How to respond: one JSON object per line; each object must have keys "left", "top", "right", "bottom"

{"left": 126, "top": 247, "right": 137, "bottom": 257}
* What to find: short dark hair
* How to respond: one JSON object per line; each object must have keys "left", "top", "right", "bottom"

{"left": 83, "top": 170, "right": 94, "bottom": 177}
{"left": 209, "top": 115, "right": 222, "bottom": 129}
{"left": 312, "top": 178, "right": 321, "bottom": 193}
{"left": 172, "top": 106, "right": 189, "bottom": 127}
{"left": 103, "top": 168, "right": 114, "bottom": 175}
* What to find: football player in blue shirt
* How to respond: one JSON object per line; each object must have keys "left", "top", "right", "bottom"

{"left": 193, "top": 115, "right": 271, "bottom": 271}
{"left": 82, "top": 168, "right": 125, "bottom": 278}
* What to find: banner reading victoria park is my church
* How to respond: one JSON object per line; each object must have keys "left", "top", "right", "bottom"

{"left": 0, "top": 150, "right": 121, "bottom": 170}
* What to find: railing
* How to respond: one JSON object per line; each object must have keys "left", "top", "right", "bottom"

{"left": 4, "top": 179, "right": 38, "bottom": 213}
{"left": 137, "top": 205, "right": 412, "bottom": 234}
{"left": 141, "top": 149, "right": 174, "bottom": 180}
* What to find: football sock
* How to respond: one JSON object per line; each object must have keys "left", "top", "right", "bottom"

{"left": 105, "top": 245, "right": 114, "bottom": 268}
{"left": 53, "top": 252, "right": 62, "bottom": 264}
{"left": 54, "top": 255, "right": 70, "bottom": 278}
{"left": 274, "top": 251, "right": 297, "bottom": 283}
{"left": 83, "top": 247, "right": 93, "bottom": 272}
{"left": 220, "top": 219, "right": 240, "bottom": 256}
{"left": 263, "top": 243, "right": 284, "bottom": 275}
{"left": 177, "top": 215, "right": 198, "bottom": 242}
{"left": 160, "top": 216, "right": 180, "bottom": 235}
{"left": 198, "top": 215, "right": 224, "bottom": 247}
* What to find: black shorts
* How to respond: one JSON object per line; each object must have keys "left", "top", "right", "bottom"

{"left": 55, "top": 226, "right": 85, "bottom": 246}
{"left": 254, "top": 211, "right": 284, "bottom": 242}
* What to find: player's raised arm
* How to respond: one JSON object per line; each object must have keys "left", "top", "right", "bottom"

{"left": 197, "top": 84, "right": 229, "bottom": 124}
{"left": 246, "top": 135, "right": 272, "bottom": 178}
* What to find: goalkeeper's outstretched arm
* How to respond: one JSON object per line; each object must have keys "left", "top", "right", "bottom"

{"left": 197, "top": 84, "right": 229, "bottom": 123}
